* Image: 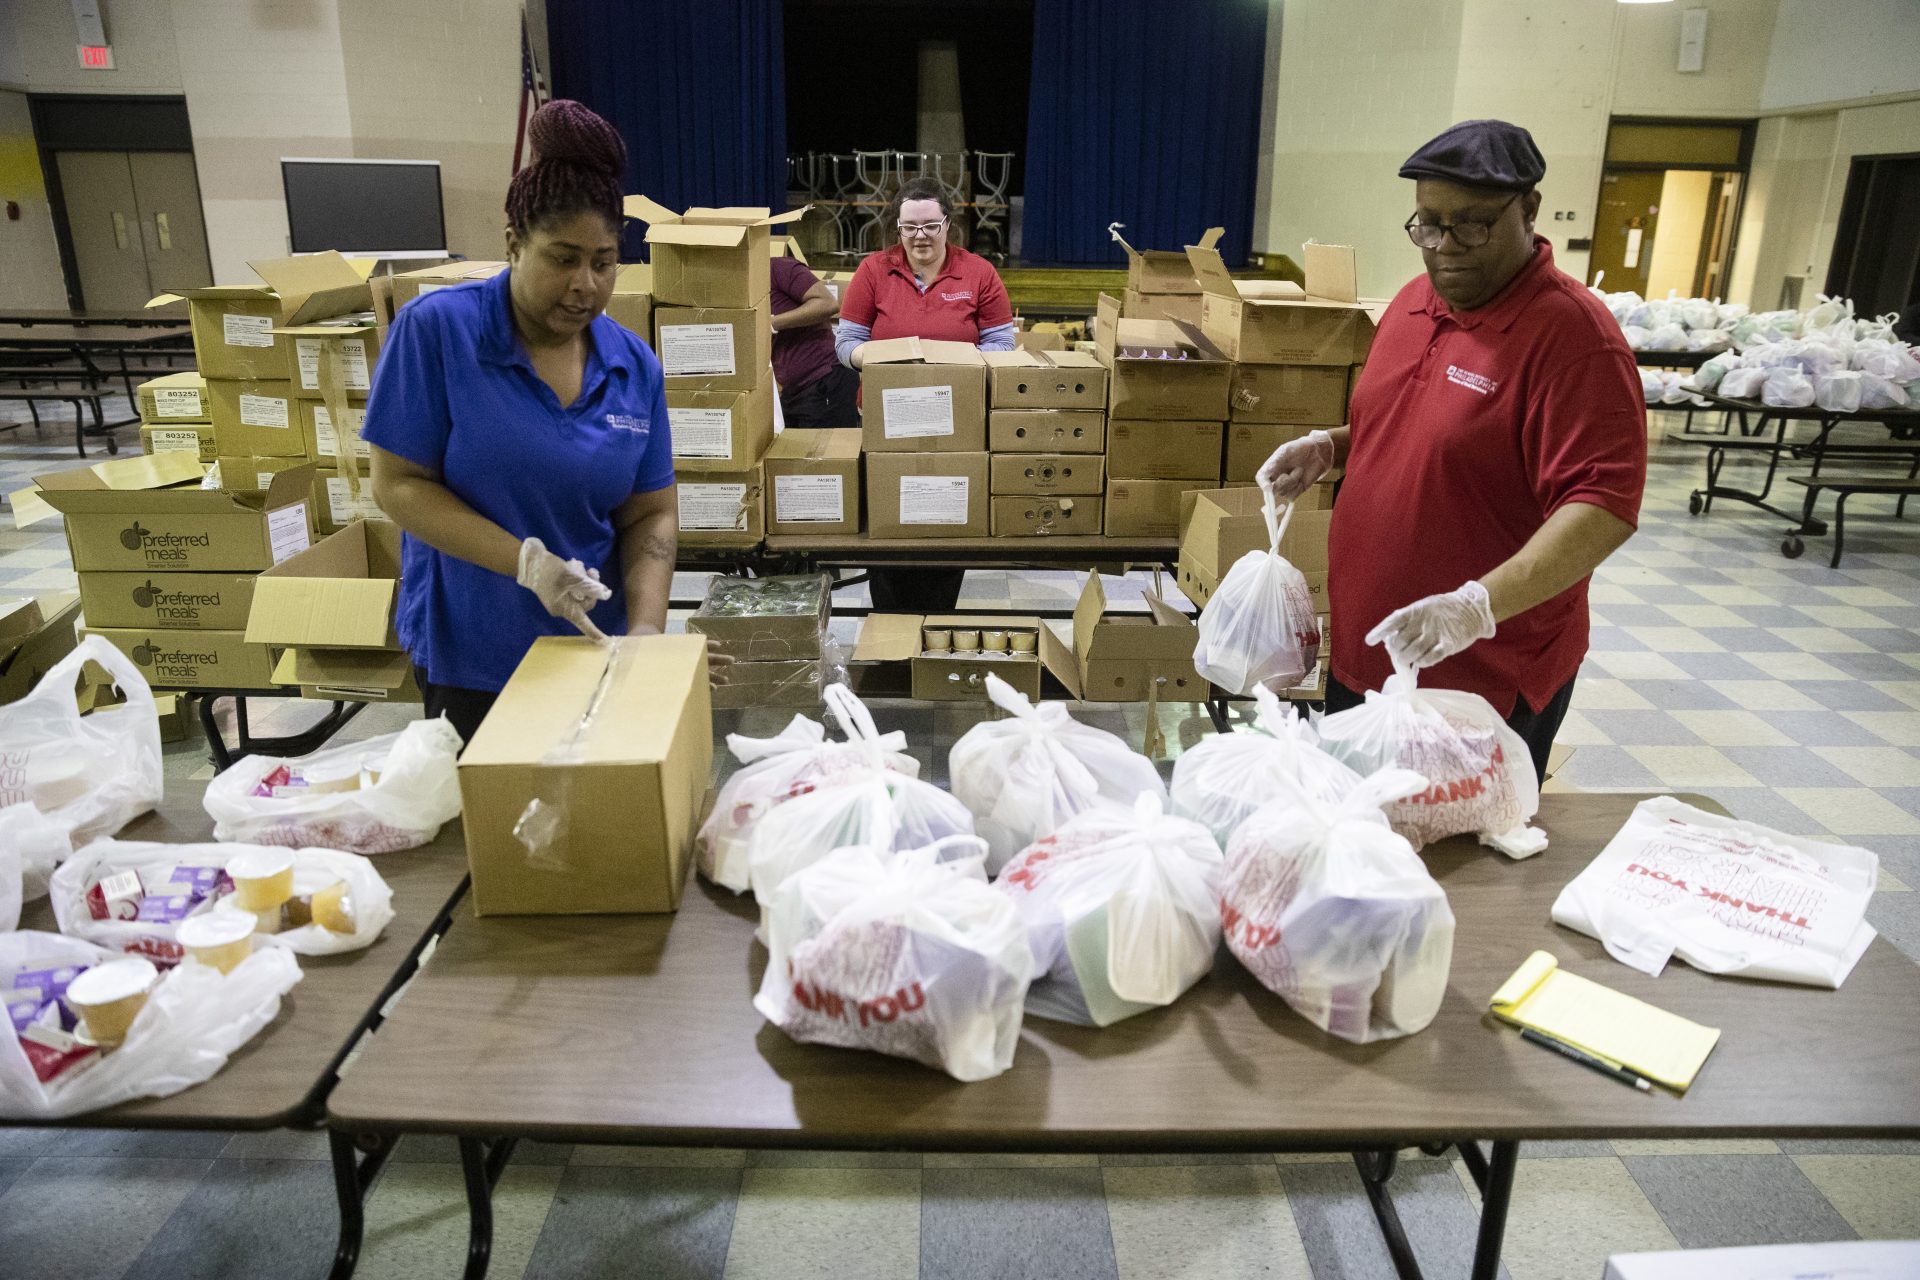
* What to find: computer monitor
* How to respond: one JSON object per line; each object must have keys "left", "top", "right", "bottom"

{"left": 281, "top": 158, "right": 446, "bottom": 256}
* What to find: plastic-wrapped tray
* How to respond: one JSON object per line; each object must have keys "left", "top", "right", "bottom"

{"left": 689, "top": 574, "right": 832, "bottom": 660}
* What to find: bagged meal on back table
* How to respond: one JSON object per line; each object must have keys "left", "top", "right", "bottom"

{"left": 1193, "top": 485, "right": 1322, "bottom": 696}
{"left": 1170, "top": 684, "right": 1361, "bottom": 848}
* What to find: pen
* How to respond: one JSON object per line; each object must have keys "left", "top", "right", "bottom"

{"left": 1520, "top": 1028, "right": 1652, "bottom": 1092}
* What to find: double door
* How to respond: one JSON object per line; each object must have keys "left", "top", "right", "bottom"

{"left": 55, "top": 150, "right": 213, "bottom": 310}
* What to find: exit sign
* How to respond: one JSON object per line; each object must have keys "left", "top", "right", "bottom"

{"left": 77, "top": 44, "right": 115, "bottom": 70}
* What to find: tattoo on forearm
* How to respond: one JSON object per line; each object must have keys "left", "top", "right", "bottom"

{"left": 639, "top": 532, "right": 676, "bottom": 564}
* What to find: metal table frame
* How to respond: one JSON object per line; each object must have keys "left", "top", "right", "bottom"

{"left": 1680, "top": 393, "right": 1920, "bottom": 531}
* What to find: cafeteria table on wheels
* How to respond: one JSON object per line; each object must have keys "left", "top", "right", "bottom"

{"left": 324, "top": 785, "right": 1920, "bottom": 1280}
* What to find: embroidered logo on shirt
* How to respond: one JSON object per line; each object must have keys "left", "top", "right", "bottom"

{"left": 1445, "top": 364, "right": 1499, "bottom": 396}
{"left": 605, "top": 413, "right": 649, "bottom": 434}
{"left": 939, "top": 291, "right": 974, "bottom": 303}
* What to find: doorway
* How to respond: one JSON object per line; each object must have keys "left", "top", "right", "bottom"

{"left": 1825, "top": 151, "right": 1920, "bottom": 318}
{"left": 1588, "top": 118, "right": 1752, "bottom": 302}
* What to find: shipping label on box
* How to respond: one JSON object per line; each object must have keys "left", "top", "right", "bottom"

{"left": 989, "top": 453, "right": 1104, "bottom": 496}
{"left": 1106, "top": 420, "right": 1223, "bottom": 482}
{"left": 865, "top": 451, "right": 988, "bottom": 538}
{"left": 141, "top": 424, "right": 216, "bottom": 464}
{"left": 991, "top": 495, "right": 1102, "bottom": 537}
{"left": 858, "top": 338, "right": 988, "bottom": 453}
{"left": 989, "top": 409, "right": 1105, "bottom": 454}
{"left": 137, "top": 372, "right": 208, "bottom": 423}
{"left": 81, "top": 626, "right": 279, "bottom": 690}
{"left": 763, "top": 428, "right": 861, "bottom": 535}
{"left": 1229, "top": 362, "right": 1349, "bottom": 425}
{"left": 654, "top": 306, "right": 771, "bottom": 393}
{"left": 666, "top": 379, "right": 774, "bottom": 471}
{"left": 305, "top": 403, "right": 370, "bottom": 464}
{"left": 678, "top": 481, "right": 751, "bottom": 531}
{"left": 774, "top": 474, "right": 846, "bottom": 526}
{"left": 288, "top": 322, "right": 380, "bottom": 399}
{"left": 321, "top": 474, "right": 385, "bottom": 532}
{"left": 675, "top": 462, "right": 764, "bottom": 544}
{"left": 207, "top": 379, "right": 303, "bottom": 458}
{"left": 78, "top": 572, "right": 257, "bottom": 631}
{"left": 901, "top": 477, "right": 972, "bottom": 524}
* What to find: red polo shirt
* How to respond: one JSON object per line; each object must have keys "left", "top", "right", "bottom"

{"left": 840, "top": 244, "right": 1012, "bottom": 344}
{"left": 1329, "top": 237, "right": 1645, "bottom": 716}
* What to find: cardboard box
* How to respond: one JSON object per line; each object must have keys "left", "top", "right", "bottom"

{"left": 279, "top": 648, "right": 421, "bottom": 704}
{"left": 604, "top": 263, "right": 653, "bottom": 341}
{"left": 768, "top": 234, "right": 809, "bottom": 263}
{"left": 763, "top": 428, "right": 861, "bottom": 536}
{"left": 215, "top": 454, "right": 309, "bottom": 495}
{"left": 710, "top": 658, "right": 826, "bottom": 709}
{"left": 625, "top": 195, "right": 807, "bottom": 308}
{"left": 1122, "top": 289, "right": 1202, "bottom": 326}
{"left": 1104, "top": 479, "right": 1197, "bottom": 538}
{"left": 1188, "top": 240, "right": 1375, "bottom": 366}
{"left": 816, "top": 270, "right": 856, "bottom": 305}
{"left": 154, "top": 251, "right": 372, "bottom": 381}
{"left": 1106, "top": 420, "right": 1224, "bottom": 482}
{"left": 1112, "top": 225, "right": 1216, "bottom": 295}
{"left": 675, "top": 461, "right": 764, "bottom": 546}
{"left": 1056, "top": 573, "right": 1204, "bottom": 703}
{"left": 982, "top": 349, "right": 1108, "bottom": 411}
{"left": 136, "top": 372, "right": 209, "bottom": 423}
{"left": 281, "top": 314, "right": 381, "bottom": 401}
{"left": 141, "top": 424, "right": 216, "bottom": 464}
{"left": 1013, "top": 327, "right": 1065, "bottom": 352}
{"left": 665, "top": 378, "right": 775, "bottom": 471}
{"left": 78, "top": 571, "right": 257, "bottom": 631}
{"left": 28, "top": 454, "right": 314, "bottom": 574}
{"left": 1229, "top": 362, "right": 1349, "bottom": 424}
{"left": 81, "top": 626, "right": 279, "bottom": 690}
{"left": 865, "top": 451, "right": 989, "bottom": 538}
{"left": 317, "top": 468, "right": 385, "bottom": 535}
{"left": 687, "top": 575, "right": 832, "bottom": 661}
{"left": 301, "top": 401, "right": 370, "bottom": 468}
{"left": 991, "top": 495, "right": 1103, "bottom": 537}
{"left": 0, "top": 596, "right": 43, "bottom": 655}
{"left": 1093, "top": 295, "right": 1231, "bottom": 421}
{"left": 460, "top": 635, "right": 713, "bottom": 915}
{"left": 0, "top": 595, "right": 80, "bottom": 704}
{"left": 853, "top": 613, "right": 1046, "bottom": 703}
{"left": 1177, "top": 486, "right": 1332, "bottom": 610}
{"left": 1224, "top": 423, "right": 1313, "bottom": 483}
{"left": 207, "top": 379, "right": 304, "bottom": 458}
{"left": 859, "top": 338, "right": 989, "bottom": 453}
{"left": 247, "top": 518, "right": 414, "bottom": 702}
{"left": 654, "top": 305, "right": 771, "bottom": 393}
{"left": 989, "top": 453, "right": 1104, "bottom": 496}
{"left": 989, "top": 409, "right": 1104, "bottom": 454}
{"left": 389, "top": 261, "right": 506, "bottom": 312}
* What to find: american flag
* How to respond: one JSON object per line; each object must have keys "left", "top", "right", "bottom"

{"left": 512, "top": 6, "right": 551, "bottom": 175}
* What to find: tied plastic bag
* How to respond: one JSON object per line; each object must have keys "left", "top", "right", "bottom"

{"left": 1852, "top": 339, "right": 1920, "bottom": 384}
{"left": 1677, "top": 298, "right": 1720, "bottom": 332}
{"left": 202, "top": 719, "right": 463, "bottom": 854}
{"left": 50, "top": 840, "right": 395, "bottom": 963}
{"left": 948, "top": 674, "right": 1166, "bottom": 873}
{"left": 698, "top": 698, "right": 919, "bottom": 892}
{"left": 1170, "top": 684, "right": 1362, "bottom": 847}
{"left": 1638, "top": 369, "right": 1667, "bottom": 405}
{"left": 1193, "top": 486, "right": 1322, "bottom": 696}
{"left": 1686, "top": 328, "right": 1730, "bottom": 353}
{"left": 1620, "top": 324, "right": 1652, "bottom": 350}
{"left": 1550, "top": 796, "right": 1879, "bottom": 988}
{"left": 1718, "top": 365, "right": 1767, "bottom": 400}
{"left": 1644, "top": 322, "right": 1689, "bottom": 352}
{"left": 997, "top": 795, "right": 1223, "bottom": 1026}
{"left": 1806, "top": 292, "right": 1853, "bottom": 331}
{"left": 1683, "top": 351, "right": 1740, "bottom": 393}
{"left": 1814, "top": 370, "right": 1865, "bottom": 414}
{"left": 1221, "top": 768, "right": 1456, "bottom": 1043}
{"left": 0, "top": 930, "right": 301, "bottom": 1120}
{"left": 0, "top": 635, "right": 161, "bottom": 869}
{"left": 1315, "top": 657, "right": 1546, "bottom": 858}
{"left": 1859, "top": 373, "right": 1909, "bottom": 411}
{"left": 1762, "top": 367, "right": 1816, "bottom": 408}
{"left": 1, "top": 803, "right": 70, "bottom": 929}
{"left": 755, "top": 836, "right": 1033, "bottom": 1081}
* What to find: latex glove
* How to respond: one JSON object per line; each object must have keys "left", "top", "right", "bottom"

{"left": 1365, "top": 580, "right": 1496, "bottom": 671}
{"left": 1255, "top": 429, "right": 1335, "bottom": 501}
{"left": 517, "top": 536, "right": 612, "bottom": 643}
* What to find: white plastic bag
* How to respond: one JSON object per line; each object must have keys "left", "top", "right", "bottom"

{"left": 755, "top": 837, "right": 1033, "bottom": 1081}
{"left": 1762, "top": 367, "right": 1816, "bottom": 408}
{"left": 1685, "top": 327, "right": 1731, "bottom": 353}
{"left": 1315, "top": 658, "right": 1545, "bottom": 858}
{"left": 1644, "top": 322, "right": 1689, "bottom": 352}
{"left": 1859, "top": 373, "right": 1910, "bottom": 411}
{"left": 1620, "top": 324, "right": 1651, "bottom": 350}
{"left": 0, "top": 635, "right": 161, "bottom": 860}
{"left": 1, "top": 803, "right": 70, "bottom": 926}
{"left": 1814, "top": 370, "right": 1865, "bottom": 414}
{"left": 1638, "top": 369, "right": 1667, "bottom": 405}
{"left": 1550, "top": 796, "right": 1878, "bottom": 988}
{"left": 697, "top": 695, "right": 920, "bottom": 892}
{"left": 1194, "top": 487, "right": 1322, "bottom": 696}
{"left": 1683, "top": 351, "right": 1739, "bottom": 393}
{"left": 1221, "top": 768, "right": 1457, "bottom": 1043}
{"left": 0, "top": 930, "right": 301, "bottom": 1120}
{"left": 997, "top": 795, "right": 1223, "bottom": 1026}
{"left": 1677, "top": 298, "right": 1720, "bottom": 332}
{"left": 1170, "top": 684, "right": 1362, "bottom": 847}
{"left": 1806, "top": 292, "right": 1853, "bottom": 331}
{"left": 1852, "top": 339, "right": 1920, "bottom": 384}
{"left": 202, "top": 719, "right": 462, "bottom": 853}
{"left": 1718, "top": 366, "right": 1767, "bottom": 400}
{"left": 948, "top": 674, "right": 1166, "bottom": 873}
{"left": 50, "top": 840, "right": 395, "bottom": 961}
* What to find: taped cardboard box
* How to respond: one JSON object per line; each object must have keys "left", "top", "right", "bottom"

{"left": 763, "top": 428, "right": 861, "bottom": 536}
{"left": 280, "top": 314, "right": 380, "bottom": 402}
{"left": 460, "top": 634, "right": 713, "bottom": 915}
{"left": 1112, "top": 224, "right": 1216, "bottom": 296}
{"left": 1106, "top": 420, "right": 1224, "bottom": 482}
{"left": 982, "top": 349, "right": 1108, "bottom": 411}
{"left": 246, "top": 518, "right": 416, "bottom": 703}
{"left": 317, "top": 467, "right": 385, "bottom": 535}
{"left": 1056, "top": 573, "right": 1205, "bottom": 703}
{"left": 1122, "top": 289, "right": 1202, "bottom": 326}
{"left": 625, "top": 195, "right": 807, "bottom": 308}
{"left": 207, "top": 378, "right": 303, "bottom": 458}
{"left": 1229, "top": 362, "right": 1349, "bottom": 425}
{"left": 141, "top": 424, "right": 216, "bottom": 464}
{"left": 1093, "top": 295, "right": 1231, "bottom": 421}
{"left": 388, "top": 261, "right": 505, "bottom": 312}
{"left": 654, "top": 305, "right": 771, "bottom": 393}
{"left": 989, "top": 453, "right": 1104, "bottom": 496}
{"left": 666, "top": 378, "right": 775, "bottom": 472}
{"left": 301, "top": 402, "right": 370, "bottom": 470}
{"left": 675, "top": 460, "right": 765, "bottom": 547}
{"left": 604, "top": 263, "right": 653, "bottom": 341}
{"left": 852, "top": 613, "right": 1049, "bottom": 703}
{"left": 1187, "top": 240, "right": 1375, "bottom": 366}
{"left": 1177, "top": 487, "right": 1331, "bottom": 610}
{"left": 26, "top": 453, "right": 314, "bottom": 574}
{"left": 0, "top": 595, "right": 79, "bottom": 704}
{"left": 688, "top": 580, "right": 831, "bottom": 662}
{"left": 991, "top": 495, "right": 1103, "bottom": 537}
{"left": 1104, "top": 478, "right": 1199, "bottom": 538}
{"left": 859, "top": 338, "right": 989, "bottom": 453}
{"left": 78, "top": 571, "right": 257, "bottom": 631}
{"left": 710, "top": 658, "right": 827, "bottom": 710}
{"left": 136, "top": 372, "right": 209, "bottom": 424}
{"left": 989, "top": 409, "right": 1104, "bottom": 455}
{"left": 865, "top": 451, "right": 988, "bottom": 538}
{"left": 81, "top": 626, "right": 279, "bottom": 690}
{"left": 153, "top": 251, "right": 372, "bottom": 381}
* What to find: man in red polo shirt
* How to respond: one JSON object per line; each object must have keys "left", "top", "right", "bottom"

{"left": 1260, "top": 119, "right": 1645, "bottom": 781}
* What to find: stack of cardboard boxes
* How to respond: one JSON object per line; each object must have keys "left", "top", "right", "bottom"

{"left": 136, "top": 372, "right": 215, "bottom": 464}
{"left": 858, "top": 337, "right": 990, "bottom": 538}
{"left": 1112, "top": 227, "right": 1210, "bottom": 325}
{"left": 982, "top": 349, "right": 1109, "bottom": 536}
{"left": 628, "top": 196, "right": 804, "bottom": 549}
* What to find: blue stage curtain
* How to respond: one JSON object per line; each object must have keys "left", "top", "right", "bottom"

{"left": 545, "top": 0, "right": 788, "bottom": 259}
{"left": 1023, "top": 0, "right": 1268, "bottom": 267}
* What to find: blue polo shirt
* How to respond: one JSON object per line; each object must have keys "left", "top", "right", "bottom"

{"left": 359, "top": 269, "right": 675, "bottom": 691}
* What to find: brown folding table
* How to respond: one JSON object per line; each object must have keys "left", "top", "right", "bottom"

{"left": 325, "top": 789, "right": 1920, "bottom": 1280}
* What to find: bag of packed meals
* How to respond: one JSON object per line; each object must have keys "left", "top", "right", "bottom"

{"left": 1193, "top": 485, "right": 1323, "bottom": 696}
{"left": 1170, "top": 684, "right": 1361, "bottom": 848}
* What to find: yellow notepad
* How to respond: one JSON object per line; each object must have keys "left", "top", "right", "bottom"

{"left": 1491, "top": 951, "right": 1721, "bottom": 1092}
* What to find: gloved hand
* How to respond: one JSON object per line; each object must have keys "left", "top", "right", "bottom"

{"left": 1365, "top": 580, "right": 1497, "bottom": 671}
{"left": 517, "top": 536, "right": 612, "bottom": 643}
{"left": 1256, "top": 429, "right": 1335, "bottom": 502}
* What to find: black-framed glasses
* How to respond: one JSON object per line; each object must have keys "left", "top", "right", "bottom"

{"left": 1404, "top": 193, "right": 1521, "bottom": 250}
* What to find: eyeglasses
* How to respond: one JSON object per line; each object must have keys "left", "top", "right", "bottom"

{"left": 1404, "top": 193, "right": 1521, "bottom": 250}
{"left": 898, "top": 219, "right": 948, "bottom": 239}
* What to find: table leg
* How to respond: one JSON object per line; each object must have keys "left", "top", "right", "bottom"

{"left": 1468, "top": 1141, "right": 1520, "bottom": 1280}
{"left": 197, "top": 694, "right": 234, "bottom": 773}
{"left": 1353, "top": 1149, "right": 1423, "bottom": 1280}
{"left": 328, "top": 1129, "right": 394, "bottom": 1280}
{"left": 460, "top": 1135, "right": 518, "bottom": 1280}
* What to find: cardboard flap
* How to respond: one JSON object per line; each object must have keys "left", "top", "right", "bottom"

{"left": 646, "top": 223, "right": 749, "bottom": 249}
{"left": 1038, "top": 620, "right": 1082, "bottom": 700}
{"left": 859, "top": 336, "right": 925, "bottom": 365}
{"left": 274, "top": 647, "right": 412, "bottom": 689}
{"left": 264, "top": 464, "right": 319, "bottom": 511}
{"left": 248, "top": 252, "right": 373, "bottom": 323}
{"left": 613, "top": 263, "right": 652, "bottom": 293}
{"left": 1044, "top": 350, "right": 1103, "bottom": 370}
{"left": 1071, "top": 574, "right": 1108, "bottom": 656}
{"left": 1094, "top": 294, "right": 1123, "bottom": 353}
{"left": 1108, "top": 224, "right": 1143, "bottom": 259}
{"left": 1183, "top": 243, "right": 1239, "bottom": 298}
{"left": 271, "top": 314, "right": 377, "bottom": 337}
{"left": 684, "top": 205, "right": 771, "bottom": 223}
{"left": 623, "top": 194, "right": 682, "bottom": 225}
{"left": 852, "top": 613, "right": 925, "bottom": 663}
{"left": 917, "top": 340, "right": 986, "bottom": 366}
{"left": 151, "top": 285, "right": 273, "bottom": 304}
{"left": 1304, "top": 241, "right": 1359, "bottom": 304}
{"left": 981, "top": 350, "right": 1048, "bottom": 370}
{"left": 1144, "top": 590, "right": 1193, "bottom": 631}
{"left": 1197, "top": 226, "right": 1225, "bottom": 250}
{"left": 249, "top": 577, "right": 395, "bottom": 647}
{"left": 35, "top": 451, "right": 206, "bottom": 497}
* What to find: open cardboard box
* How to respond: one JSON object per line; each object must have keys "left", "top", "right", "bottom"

{"left": 0, "top": 594, "right": 79, "bottom": 704}
{"left": 246, "top": 518, "right": 418, "bottom": 702}
{"left": 151, "top": 252, "right": 372, "bottom": 381}
{"left": 1177, "top": 487, "right": 1331, "bottom": 609}
{"left": 1093, "top": 294, "right": 1231, "bottom": 421}
{"left": 276, "top": 313, "right": 381, "bottom": 402}
{"left": 626, "top": 195, "right": 808, "bottom": 308}
{"left": 981, "top": 349, "right": 1107, "bottom": 411}
{"left": 1187, "top": 240, "right": 1375, "bottom": 366}
{"left": 853, "top": 612, "right": 1051, "bottom": 703}
{"left": 389, "top": 261, "right": 506, "bottom": 312}
{"left": 859, "top": 337, "right": 989, "bottom": 452}
{"left": 1112, "top": 224, "right": 1217, "bottom": 295}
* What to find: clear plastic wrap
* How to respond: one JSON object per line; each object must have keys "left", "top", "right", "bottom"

{"left": 1170, "top": 685, "right": 1363, "bottom": 847}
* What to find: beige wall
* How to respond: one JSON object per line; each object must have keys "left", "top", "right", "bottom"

{"left": 1761, "top": 0, "right": 1920, "bottom": 110}
{"left": 0, "top": 0, "right": 184, "bottom": 94}
{"left": 0, "top": 87, "right": 69, "bottom": 308}
{"left": 1611, "top": 0, "right": 1776, "bottom": 117}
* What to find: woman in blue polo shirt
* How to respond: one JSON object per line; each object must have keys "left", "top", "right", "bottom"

{"left": 362, "top": 101, "right": 675, "bottom": 743}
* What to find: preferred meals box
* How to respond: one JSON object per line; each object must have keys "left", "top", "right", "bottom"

{"left": 79, "top": 625, "right": 280, "bottom": 690}
{"left": 460, "top": 635, "right": 713, "bottom": 915}
{"left": 763, "top": 429, "right": 861, "bottom": 536}
{"left": 78, "top": 572, "right": 257, "bottom": 631}
{"left": 0, "top": 595, "right": 81, "bottom": 705}
{"left": 859, "top": 338, "right": 989, "bottom": 453}
{"left": 136, "top": 372, "right": 209, "bottom": 423}
{"left": 153, "top": 251, "right": 372, "bottom": 382}
{"left": 1093, "top": 295, "right": 1231, "bottom": 420}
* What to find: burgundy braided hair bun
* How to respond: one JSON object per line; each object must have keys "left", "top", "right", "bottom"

{"left": 505, "top": 100, "right": 626, "bottom": 234}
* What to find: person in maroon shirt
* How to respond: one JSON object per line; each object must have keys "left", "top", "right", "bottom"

{"left": 1260, "top": 119, "right": 1646, "bottom": 781}
{"left": 769, "top": 254, "right": 857, "bottom": 428}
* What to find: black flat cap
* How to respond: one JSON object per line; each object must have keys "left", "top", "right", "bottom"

{"left": 1399, "top": 119, "right": 1545, "bottom": 190}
